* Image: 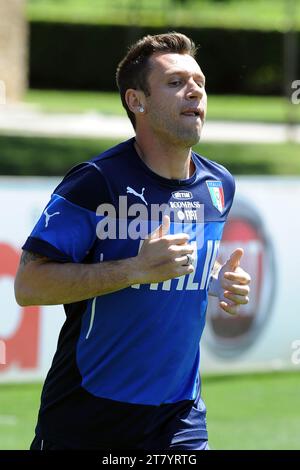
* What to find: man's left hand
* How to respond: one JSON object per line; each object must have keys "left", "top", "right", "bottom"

{"left": 209, "top": 248, "right": 251, "bottom": 315}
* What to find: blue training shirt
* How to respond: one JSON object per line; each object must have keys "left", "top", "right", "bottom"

{"left": 23, "top": 138, "right": 235, "bottom": 448}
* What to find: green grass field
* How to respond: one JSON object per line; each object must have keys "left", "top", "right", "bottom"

{"left": 27, "top": 0, "right": 300, "bottom": 30}
{"left": 1, "top": 135, "right": 300, "bottom": 176}
{"left": 0, "top": 372, "right": 299, "bottom": 450}
{"left": 25, "top": 90, "right": 300, "bottom": 124}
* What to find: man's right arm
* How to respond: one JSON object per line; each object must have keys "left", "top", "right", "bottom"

{"left": 15, "top": 216, "right": 194, "bottom": 306}
{"left": 14, "top": 250, "right": 142, "bottom": 306}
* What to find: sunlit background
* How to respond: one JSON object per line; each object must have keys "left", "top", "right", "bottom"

{"left": 0, "top": 0, "right": 299, "bottom": 450}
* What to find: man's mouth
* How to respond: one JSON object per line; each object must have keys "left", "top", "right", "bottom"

{"left": 181, "top": 109, "right": 202, "bottom": 118}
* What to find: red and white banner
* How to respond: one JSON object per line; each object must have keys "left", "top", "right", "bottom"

{"left": 0, "top": 176, "right": 299, "bottom": 381}
{"left": 0, "top": 178, "right": 64, "bottom": 382}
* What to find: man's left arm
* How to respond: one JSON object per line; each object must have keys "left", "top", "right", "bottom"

{"left": 208, "top": 248, "right": 251, "bottom": 315}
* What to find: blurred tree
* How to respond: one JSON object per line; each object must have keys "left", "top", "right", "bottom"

{"left": 0, "top": 0, "right": 28, "bottom": 103}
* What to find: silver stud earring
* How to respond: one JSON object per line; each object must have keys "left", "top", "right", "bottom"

{"left": 139, "top": 106, "right": 144, "bottom": 113}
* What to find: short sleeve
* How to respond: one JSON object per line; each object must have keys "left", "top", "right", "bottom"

{"left": 223, "top": 170, "right": 236, "bottom": 218}
{"left": 22, "top": 162, "right": 110, "bottom": 262}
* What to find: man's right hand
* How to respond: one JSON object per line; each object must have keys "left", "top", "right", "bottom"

{"left": 134, "top": 215, "right": 195, "bottom": 285}
{"left": 14, "top": 215, "right": 195, "bottom": 306}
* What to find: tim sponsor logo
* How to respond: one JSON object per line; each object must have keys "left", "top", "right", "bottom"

{"left": 172, "top": 191, "right": 193, "bottom": 200}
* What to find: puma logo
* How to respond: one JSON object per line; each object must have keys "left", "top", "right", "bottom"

{"left": 44, "top": 208, "right": 60, "bottom": 228}
{"left": 126, "top": 186, "right": 148, "bottom": 206}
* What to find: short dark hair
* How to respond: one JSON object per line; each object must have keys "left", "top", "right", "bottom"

{"left": 116, "top": 32, "right": 197, "bottom": 128}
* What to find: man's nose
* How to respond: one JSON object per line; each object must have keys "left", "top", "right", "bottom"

{"left": 186, "top": 79, "right": 204, "bottom": 100}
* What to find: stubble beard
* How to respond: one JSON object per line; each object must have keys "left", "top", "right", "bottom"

{"left": 150, "top": 110, "right": 203, "bottom": 148}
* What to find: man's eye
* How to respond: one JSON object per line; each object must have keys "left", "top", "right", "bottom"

{"left": 169, "top": 80, "right": 181, "bottom": 86}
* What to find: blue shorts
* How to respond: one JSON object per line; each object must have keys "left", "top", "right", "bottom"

{"left": 31, "top": 436, "right": 209, "bottom": 451}
{"left": 31, "top": 395, "right": 209, "bottom": 450}
{"left": 136, "top": 396, "right": 209, "bottom": 451}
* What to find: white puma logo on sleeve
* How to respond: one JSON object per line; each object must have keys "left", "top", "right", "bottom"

{"left": 44, "top": 208, "right": 60, "bottom": 228}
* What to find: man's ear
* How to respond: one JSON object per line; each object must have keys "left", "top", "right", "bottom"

{"left": 125, "top": 89, "right": 145, "bottom": 115}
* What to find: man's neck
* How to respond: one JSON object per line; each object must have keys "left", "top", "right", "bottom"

{"left": 134, "top": 132, "right": 195, "bottom": 180}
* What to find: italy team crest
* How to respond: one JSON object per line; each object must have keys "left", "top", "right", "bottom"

{"left": 206, "top": 181, "right": 225, "bottom": 213}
